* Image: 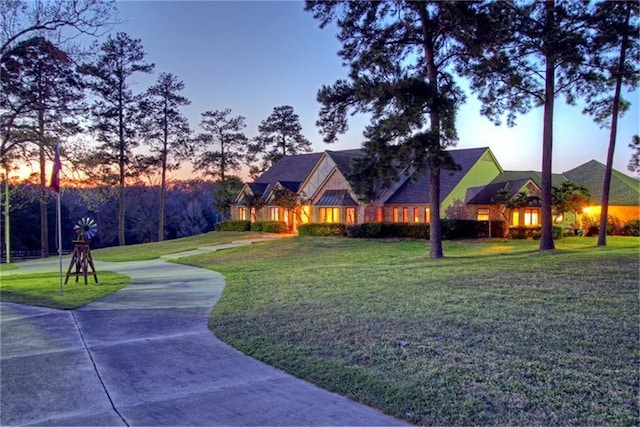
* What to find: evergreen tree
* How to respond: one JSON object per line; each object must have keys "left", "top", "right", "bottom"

{"left": 80, "top": 32, "right": 154, "bottom": 246}
{"left": 306, "top": 0, "right": 472, "bottom": 259}
{"left": 194, "top": 109, "right": 248, "bottom": 217}
{"left": 141, "top": 72, "right": 192, "bottom": 241}
{"left": 459, "top": 0, "right": 591, "bottom": 251}
{"left": 1, "top": 36, "right": 82, "bottom": 257}
{"left": 248, "top": 105, "right": 311, "bottom": 178}
{"left": 582, "top": 1, "right": 639, "bottom": 247}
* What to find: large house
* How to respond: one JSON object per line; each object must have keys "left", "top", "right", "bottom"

{"left": 232, "top": 147, "right": 640, "bottom": 234}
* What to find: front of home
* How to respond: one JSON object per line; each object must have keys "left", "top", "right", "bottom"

{"left": 232, "top": 146, "right": 640, "bottom": 235}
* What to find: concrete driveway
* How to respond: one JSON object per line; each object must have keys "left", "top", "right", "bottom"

{"left": 1, "top": 254, "right": 404, "bottom": 426}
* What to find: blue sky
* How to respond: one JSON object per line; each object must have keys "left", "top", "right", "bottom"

{"left": 114, "top": 0, "right": 639, "bottom": 179}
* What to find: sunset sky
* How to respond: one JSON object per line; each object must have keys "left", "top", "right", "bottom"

{"left": 25, "top": 1, "right": 638, "bottom": 182}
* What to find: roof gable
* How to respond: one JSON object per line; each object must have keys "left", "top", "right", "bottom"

{"left": 255, "top": 152, "right": 324, "bottom": 184}
{"left": 382, "top": 147, "right": 492, "bottom": 204}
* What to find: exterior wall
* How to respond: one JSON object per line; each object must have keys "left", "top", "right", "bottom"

{"left": 442, "top": 151, "right": 502, "bottom": 216}
{"left": 300, "top": 154, "right": 336, "bottom": 200}
{"left": 309, "top": 170, "right": 355, "bottom": 203}
{"left": 580, "top": 205, "right": 640, "bottom": 225}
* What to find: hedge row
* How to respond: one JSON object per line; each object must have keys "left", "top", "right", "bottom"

{"left": 250, "top": 220, "right": 287, "bottom": 233}
{"left": 508, "top": 226, "right": 563, "bottom": 240}
{"left": 298, "top": 223, "right": 346, "bottom": 236}
{"left": 215, "top": 220, "right": 287, "bottom": 233}
{"left": 298, "top": 220, "right": 506, "bottom": 239}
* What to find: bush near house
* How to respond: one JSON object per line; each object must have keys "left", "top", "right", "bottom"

{"left": 298, "top": 223, "right": 347, "bottom": 236}
{"left": 216, "top": 220, "right": 251, "bottom": 232}
{"left": 622, "top": 219, "right": 640, "bottom": 236}
{"left": 509, "top": 226, "right": 563, "bottom": 240}
{"left": 345, "top": 220, "right": 505, "bottom": 240}
{"left": 250, "top": 220, "right": 287, "bottom": 233}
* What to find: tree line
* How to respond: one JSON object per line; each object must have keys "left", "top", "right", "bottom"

{"left": 1, "top": 0, "right": 312, "bottom": 258}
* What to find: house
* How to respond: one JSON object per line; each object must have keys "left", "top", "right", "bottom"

{"left": 232, "top": 147, "right": 640, "bottom": 234}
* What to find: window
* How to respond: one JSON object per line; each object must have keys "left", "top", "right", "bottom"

{"left": 270, "top": 207, "right": 279, "bottom": 221}
{"left": 345, "top": 208, "right": 356, "bottom": 225}
{"left": 300, "top": 205, "right": 310, "bottom": 224}
{"left": 511, "top": 210, "right": 519, "bottom": 226}
{"left": 424, "top": 208, "right": 431, "bottom": 224}
{"left": 393, "top": 207, "right": 399, "bottom": 223}
{"left": 319, "top": 207, "right": 340, "bottom": 223}
{"left": 413, "top": 207, "right": 420, "bottom": 223}
{"left": 477, "top": 208, "right": 490, "bottom": 221}
{"left": 376, "top": 207, "right": 383, "bottom": 222}
{"left": 402, "top": 207, "right": 409, "bottom": 223}
{"left": 524, "top": 208, "right": 539, "bottom": 226}
{"left": 238, "top": 207, "right": 247, "bottom": 220}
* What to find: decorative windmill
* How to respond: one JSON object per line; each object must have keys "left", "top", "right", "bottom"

{"left": 65, "top": 217, "right": 99, "bottom": 285}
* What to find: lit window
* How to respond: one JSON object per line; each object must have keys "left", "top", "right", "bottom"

{"left": 511, "top": 210, "right": 519, "bottom": 226}
{"left": 413, "top": 207, "right": 420, "bottom": 223}
{"left": 393, "top": 207, "right": 399, "bottom": 223}
{"left": 524, "top": 208, "right": 539, "bottom": 226}
{"left": 270, "top": 207, "right": 279, "bottom": 221}
{"left": 376, "top": 207, "right": 383, "bottom": 222}
{"left": 300, "top": 206, "right": 310, "bottom": 224}
{"left": 402, "top": 207, "right": 409, "bottom": 223}
{"left": 319, "top": 207, "right": 341, "bottom": 223}
{"left": 345, "top": 208, "right": 356, "bottom": 225}
{"left": 555, "top": 214, "right": 564, "bottom": 223}
{"left": 477, "top": 208, "right": 490, "bottom": 221}
{"left": 424, "top": 208, "right": 431, "bottom": 224}
{"left": 238, "top": 207, "right": 247, "bottom": 220}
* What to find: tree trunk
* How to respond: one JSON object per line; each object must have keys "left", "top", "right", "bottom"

{"left": 539, "top": 0, "right": 556, "bottom": 251}
{"left": 3, "top": 167, "right": 10, "bottom": 264}
{"left": 417, "top": 3, "right": 444, "bottom": 259}
{"left": 598, "top": 4, "right": 631, "bottom": 247}
{"left": 159, "top": 144, "right": 167, "bottom": 242}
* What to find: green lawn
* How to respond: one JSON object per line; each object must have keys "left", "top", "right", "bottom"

{"left": 91, "top": 231, "right": 265, "bottom": 262}
{"left": 0, "top": 271, "right": 130, "bottom": 309}
{"left": 177, "top": 236, "right": 640, "bottom": 426}
{"left": 0, "top": 263, "right": 17, "bottom": 271}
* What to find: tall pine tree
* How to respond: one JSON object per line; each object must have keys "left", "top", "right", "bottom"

{"left": 80, "top": 32, "right": 154, "bottom": 246}
{"left": 141, "top": 72, "right": 193, "bottom": 241}
{"left": 306, "top": 1, "right": 472, "bottom": 259}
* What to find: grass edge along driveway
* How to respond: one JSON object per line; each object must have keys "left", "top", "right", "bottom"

{"left": 177, "top": 236, "right": 640, "bottom": 426}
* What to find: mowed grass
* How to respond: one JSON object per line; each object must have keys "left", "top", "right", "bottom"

{"left": 177, "top": 236, "right": 640, "bottom": 426}
{"left": 0, "top": 271, "right": 130, "bottom": 309}
{"left": 91, "top": 231, "right": 265, "bottom": 262}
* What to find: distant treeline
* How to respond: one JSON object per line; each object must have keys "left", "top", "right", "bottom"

{"left": 1, "top": 180, "right": 222, "bottom": 255}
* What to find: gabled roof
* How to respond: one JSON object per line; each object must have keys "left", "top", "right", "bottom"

{"left": 248, "top": 182, "right": 268, "bottom": 195}
{"left": 315, "top": 189, "right": 359, "bottom": 206}
{"left": 467, "top": 178, "right": 533, "bottom": 205}
{"left": 563, "top": 160, "right": 640, "bottom": 206}
{"left": 255, "top": 152, "right": 324, "bottom": 184}
{"left": 325, "top": 149, "right": 365, "bottom": 177}
{"left": 493, "top": 170, "right": 567, "bottom": 188}
{"left": 383, "top": 147, "right": 490, "bottom": 204}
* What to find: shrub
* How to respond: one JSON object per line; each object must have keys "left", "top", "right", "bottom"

{"left": 250, "top": 221, "right": 287, "bottom": 233}
{"left": 622, "top": 219, "right": 640, "bottom": 236}
{"left": 298, "top": 223, "right": 346, "bottom": 236}
{"left": 508, "top": 226, "right": 563, "bottom": 240}
{"left": 216, "top": 220, "right": 250, "bottom": 232}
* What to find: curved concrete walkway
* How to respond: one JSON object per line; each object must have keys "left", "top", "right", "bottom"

{"left": 0, "top": 242, "right": 405, "bottom": 426}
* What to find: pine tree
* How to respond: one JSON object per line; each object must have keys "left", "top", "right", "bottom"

{"left": 80, "top": 32, "right": 154, "bottom": 246}
{"left": 141, "top": 72, "right": 193, "bottom": 241}
{"left": 306, "top": 1, "right": 473, "bottom": 259}
{"left": 248, "top": 105, "right": 311, "bottom": 177}
{"left": 459, "top": 0, "right": 591, "bottom": 251}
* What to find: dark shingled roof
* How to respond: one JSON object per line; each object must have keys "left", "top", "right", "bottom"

{"left": 326, "top": 149, "right": 365, "bottom": 176}
{"left": 491, "top": 170, "right": 567, "bottom": 188}
{"left": 316, "top": 189, "right": 359, "bottom": 206}
{"left": 278, "top": 181, "right": 301, "bottom": 192}
{"left": 248, "top": 182, "right": 268, "bottom": 195}
{"left": 384, "top": 147, "right": 490, "bottom": 204}
{"left": 563, "top": 160, "right": 640, "bottom": 206}
{"left": 255, "top": 152, "right": 324, "bottom": 185}
{"left": 467, "top": 178, "right": 532, "bottom": 205}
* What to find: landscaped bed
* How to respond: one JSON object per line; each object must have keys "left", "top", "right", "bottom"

{"left": 177, "top": 236, "right": 640, "bottom": 425}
